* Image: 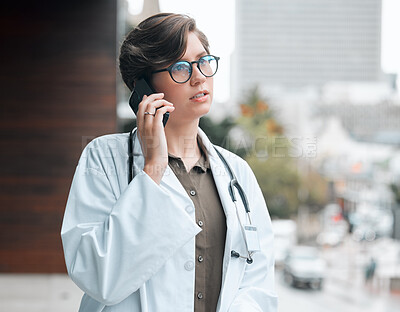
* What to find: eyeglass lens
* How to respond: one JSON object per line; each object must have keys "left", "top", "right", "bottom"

{"left": 170, "top": 55, "right": 218, "bottom": 83}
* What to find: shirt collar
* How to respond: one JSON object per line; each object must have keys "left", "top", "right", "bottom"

{"left": 196, "top": 135, "right": 210, "bottom": 172}
{"left": 167, "top": 135, "right": 210, "bottom": 173}
{"left": 132, "top": 127, "right": 217, "bottom": 171}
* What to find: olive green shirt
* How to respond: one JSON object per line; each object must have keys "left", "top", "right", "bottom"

{"left": 168, "top": 137, "right": 227, "bottom": 312}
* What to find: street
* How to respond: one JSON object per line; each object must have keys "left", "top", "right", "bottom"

{"left": 276, "top": 269, "right": 400, "bottom": 312}
{"left": 1, "top": 237, "right": 399, "bottom": 312}
{"left": 276, "top": 238, "right": 400, "bottom": 312}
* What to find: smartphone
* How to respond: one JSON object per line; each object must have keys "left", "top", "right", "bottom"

{"left": 128, "top": 78, "right": 169, "bottom": 126}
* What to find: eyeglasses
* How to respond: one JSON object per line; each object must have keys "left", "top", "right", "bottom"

{"left": 152, "top": 55, "right": 220, "bottom": 84}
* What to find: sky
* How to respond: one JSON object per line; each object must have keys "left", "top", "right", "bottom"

{"left": 128, "top": 0, "right": 400, "bottom": 102}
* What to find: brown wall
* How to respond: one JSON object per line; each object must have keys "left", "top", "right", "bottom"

{"left": 0, "top": 1, "right": 117, "bottom": 272}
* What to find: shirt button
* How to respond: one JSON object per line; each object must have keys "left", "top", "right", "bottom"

{"left": 197, "top": 292, "right": 203, "bottom": 299}
{"left": 184, "top": 261, "right": 194, "bottom": 271}
{"left": 190, "top": 190, "right": 196, "bottom": 196}
{"left": 198, "top": 220, "right": 204, "bottom": 227}
{"left": 198, "top": 255, "right": 204, "bottom": 263}
{"left": 185, "top": 206, "right": 193, "bottom": 213}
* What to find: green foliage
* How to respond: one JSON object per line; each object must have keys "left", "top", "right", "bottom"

{"left": 238, "top": 86, "right": 283, "bottom": 138}
{"left": 235, "top": 86, "right": 327, "bottom": 218}
{"left": 298, "top": 169, "right": 329, "bottom": 211}
{"left": 199, "top": 116, "right": 235, "bottom": 149}
{"left": 246, "top": 155, "right": 300, "bottom": 219}
{"left": 233, "top": 87, "right": 298, "bottom": 218}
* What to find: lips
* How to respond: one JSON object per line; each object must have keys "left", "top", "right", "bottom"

{"left": 190, "top": 91, "right": 209, "bottom": 100}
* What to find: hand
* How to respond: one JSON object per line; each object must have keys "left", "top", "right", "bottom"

{"left": 136, "top": 93, "right": 175, "bottom": 184}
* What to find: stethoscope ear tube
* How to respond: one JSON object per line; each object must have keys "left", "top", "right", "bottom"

{"left": 214, "top": 148, "right": 250, "bottom": 213}
{"left": 128, "top": 129, "right": 135, "bottom": 184}
{"left": 231, "top": 179, "right": 250, "bottom": 213}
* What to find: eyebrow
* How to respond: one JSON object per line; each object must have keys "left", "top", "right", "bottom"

{"left": 181, "top": 51, "right": 208, "bottom": 62}
{"left": 196, "top": 51, "right": 207, "bottom": 58}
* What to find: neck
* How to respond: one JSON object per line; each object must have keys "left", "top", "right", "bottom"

{"left": 165, "top": 119, "right": 200, "bottom": 159}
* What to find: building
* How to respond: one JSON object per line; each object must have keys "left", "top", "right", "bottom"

{"left": 315, "top": 100, "right": 400, "bottom": 144}
{"left": 233, "top": 0, "right": 383, "bottom": 101}
{"left": 0, "top": 0, "right": 117, "bottom": 272}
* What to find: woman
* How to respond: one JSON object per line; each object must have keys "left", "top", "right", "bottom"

{"left": 62, "top": 13, "right": 277, "bottom": 312}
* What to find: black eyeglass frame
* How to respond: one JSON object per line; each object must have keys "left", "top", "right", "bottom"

{"left": 152, "top": 55, "right": 220, "bottom": 84}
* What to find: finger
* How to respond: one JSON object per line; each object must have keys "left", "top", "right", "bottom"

{"left": 146, "top": 92, "right": 165, "bottom": 101}
{"left": 137, "top": 94, "right": 165, "bottom": 130}
{"left": 153, "top": 106, "right": 175, "bottom": 125}
{"left": 137, "top": 93, "right": 164, "bottom": 116}
{"left": 136, "top": 95, "right": 148, "bottom": 131}
{"left": 143, "top": 105, "right": 172, "bottom": 130}
{"left": 142, "top": 100, "right": 172, "bottom": 128}
{"left": 138, "top": 93, "right": 164, "bottom": 113}
{"left": 144, "top": 99, "right": 174, "bottom": 115}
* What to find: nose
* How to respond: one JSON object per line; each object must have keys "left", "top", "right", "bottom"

{"left": 190, "top": 64, "right": 206, "bottom": 86}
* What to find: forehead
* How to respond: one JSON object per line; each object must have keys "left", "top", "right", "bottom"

{"left": 182, "top": 32, "right": 207, "bottom": 60}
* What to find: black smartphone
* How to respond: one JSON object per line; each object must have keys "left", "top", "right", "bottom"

{"left": 128, "top": 78, "right": 169, "bottom": 126}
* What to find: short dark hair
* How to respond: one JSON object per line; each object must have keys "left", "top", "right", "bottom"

{"left": 119, "top": 13, "right": 210, "bottom": 91}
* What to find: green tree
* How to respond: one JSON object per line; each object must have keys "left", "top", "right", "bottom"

{"left": 246, "top": 154, "right": 300, "bottom": 218}
{"left": 199, "top": 116, "right": 235, "bottom": 149}
{"left": 297, "top": 167, "right": 329, "bottom": 212}
{"left": 236, "top": 87, "right": 300, "bottom": 218}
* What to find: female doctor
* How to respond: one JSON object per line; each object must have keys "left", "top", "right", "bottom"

{"left": 61, "top": 13, "right": 277, "bottom": 312}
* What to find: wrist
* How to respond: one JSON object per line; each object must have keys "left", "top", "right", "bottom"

{"left": 143, "top": 162, "right": 167, "bottom": 184}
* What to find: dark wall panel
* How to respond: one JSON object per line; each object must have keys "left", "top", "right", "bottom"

{"left": 0, "top": 1, "right": 117, "bottom": 272}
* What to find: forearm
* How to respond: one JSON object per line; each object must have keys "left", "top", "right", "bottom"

{"left": 62, "top": 169, "right": 200, "bottom": 305}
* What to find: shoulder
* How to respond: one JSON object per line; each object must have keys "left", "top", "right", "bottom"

{"left": 85, "top": 133, "right": 130, "bottom": 150}
{"left": 83, "top": 133, "right": 129, "bottom": 154}
{"left": 79, "top": 133, "right": 130, "bottom": 166}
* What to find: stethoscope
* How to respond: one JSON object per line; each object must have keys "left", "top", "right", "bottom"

{"left": 128, "top": 128, "right": 255, "bottom": 264}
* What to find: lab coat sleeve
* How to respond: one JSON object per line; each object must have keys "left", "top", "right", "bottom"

{"left": 61, "top": 138, "right": 201, "bottom": 306}
{"left": 228, "top": 160, "right": 278, "bottom": 312}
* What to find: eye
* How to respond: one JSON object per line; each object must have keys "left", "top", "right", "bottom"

{"left": 200, "top": 55, "right": 214, "bottom": 64}
{"left": 198, "top": 55, "right": 218, "bottom": 77}
{"left": 172, "top": 62, "right": 190, "bottom": 73}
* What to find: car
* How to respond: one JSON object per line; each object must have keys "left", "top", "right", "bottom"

{"left": 271, "top": 220, "right": 297, "bottom": 266}
{"left": 283, "top": 246, "right": 326, "bottom": 290}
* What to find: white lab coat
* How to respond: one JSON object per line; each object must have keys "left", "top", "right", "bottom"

{"left": 61, "top": 128, "right": 277, "bottom": 312}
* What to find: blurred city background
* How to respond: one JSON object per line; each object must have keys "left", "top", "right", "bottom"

{"left": 1, "top": 0, "right": 400, "bottom": 311}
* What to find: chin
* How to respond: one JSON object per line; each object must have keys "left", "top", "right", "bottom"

{"left": 196, "top": 104, "right": 212, "bottom": 119}
{"left": 170, "top": 100, "right": 212, "bottom": 122}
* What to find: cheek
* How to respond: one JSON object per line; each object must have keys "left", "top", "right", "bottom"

{"left": 151, "top": 76, "right": 183, "bottom": 102}
{"left": 162, "top": 89, "right": 184, "bottom": 105}
{"left": 151, "top": 74, "right": 170, "bottom": 93}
